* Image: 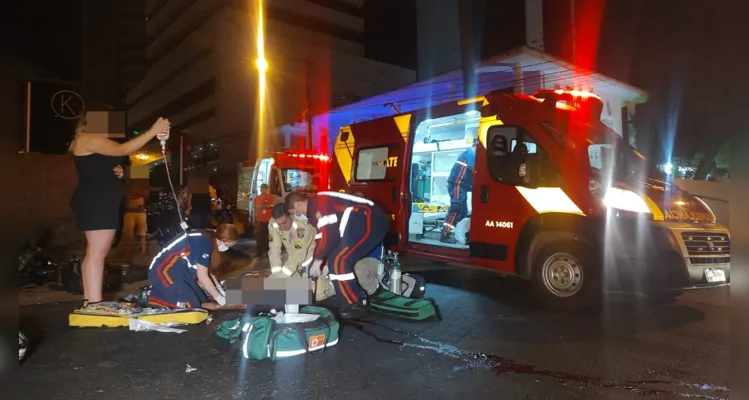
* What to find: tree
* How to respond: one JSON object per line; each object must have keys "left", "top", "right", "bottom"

{"left": 692, "top": 140, "right": 730, "bottom": 180}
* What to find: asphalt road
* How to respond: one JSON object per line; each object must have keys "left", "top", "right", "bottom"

{"left": 14, "top": 241, "right": 729, "bottom": 400}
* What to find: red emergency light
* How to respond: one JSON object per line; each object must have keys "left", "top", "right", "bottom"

{"left": 281, "top": 152, "right": 331, "bottom": 162}
{"left": 533, "top": 89, "right": 604, "bottom": 120}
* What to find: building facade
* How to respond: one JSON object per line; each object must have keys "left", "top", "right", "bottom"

{"left": 82, "top": 0, "right": 147, "bottom": 108}
{"left": 415, "top": 0, "right": 640, "bottom": 139}
{"left": 127, "top": 0, "right": 416, "bottom": 190}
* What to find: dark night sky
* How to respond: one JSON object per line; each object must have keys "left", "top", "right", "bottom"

{"left": 4, "top": 0, "right": 746, "bottom": 161}
{"left": 1, "top": 0, "right": 83, "bottom": 81}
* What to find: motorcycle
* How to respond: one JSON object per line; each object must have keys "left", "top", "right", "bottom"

{"left": 19, "top": 238, "right": 62, "bottom": 288}
{"left": 146, "top": 190, "right": 188, "bottom": 247}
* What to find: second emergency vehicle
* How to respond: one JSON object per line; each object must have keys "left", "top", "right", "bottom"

{"left": 329, "top": 89, "right": 730, "bottom": 309}
{"left": 240, "top": 150, "right": 331, "bottom": 225}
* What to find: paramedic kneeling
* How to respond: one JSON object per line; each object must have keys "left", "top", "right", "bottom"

{"left": 147, "top": 224, "right": 238, "bottom": 308}
{"left": 286, "top": 191, "right": 389, "bottom": 319}
{"left": 441, "top": 139, "right": 476, "bottom": 244}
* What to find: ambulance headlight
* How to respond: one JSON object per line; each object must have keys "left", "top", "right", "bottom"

{"left": 602, "top": 188, "right": 651, "bottom": 214}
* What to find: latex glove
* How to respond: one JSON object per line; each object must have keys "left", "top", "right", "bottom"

{"left": 308, "top": 259, "right": 324, "bottom": 279}
{"left": 216, "top": 284, "right": 226, "bottom": 298}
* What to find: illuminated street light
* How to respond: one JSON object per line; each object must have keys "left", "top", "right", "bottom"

{"left": 254, "top": 0, "right": 267, "bottom": 159}
{"left": 256, "top": 57, "right": 268, "bottom": 72}
{"left": 664, "top": 162, "right": 673, "bottom": 175}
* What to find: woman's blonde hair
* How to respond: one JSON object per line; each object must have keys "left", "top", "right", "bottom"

{"left": 68, "top": 115, "right": 88, "bottom": 154}
{"left": 208, "top": 224, "right": 240, "bottom": 274}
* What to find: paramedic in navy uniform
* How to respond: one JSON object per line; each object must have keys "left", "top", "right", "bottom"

{"left": 286, "top": 191, "right": 389, "bottom": 319}
{"left": 441, "top": 139, "right": 477, "bottom": 244}
{"left": 147, "top": 224, "right": 238, "bottom": 308}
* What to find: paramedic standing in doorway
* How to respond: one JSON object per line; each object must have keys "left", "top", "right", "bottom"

{"left": 441, "top": 139, "right": 477, "bottom": 244}
{"left": 286, "top": 191, "right": 389, "bottom": 319}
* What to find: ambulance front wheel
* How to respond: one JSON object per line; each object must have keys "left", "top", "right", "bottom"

{"left": 531, "top": 242, "right": 601, "bottom": 310}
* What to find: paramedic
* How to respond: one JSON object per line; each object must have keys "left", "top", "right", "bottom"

{"left": 147, "top": 224, "right": 238, "bottom": 309}
{"left": 441, "top": 139, "right": 476, "bottom": 244}
{"left": 286, "top": 191, "right": 389, "bottom": 319}
{"left": 268, "top": 203, "right": 316, "bottom": 278}
{"left": 268, "top": 204, "right": 336, "bottom": 302}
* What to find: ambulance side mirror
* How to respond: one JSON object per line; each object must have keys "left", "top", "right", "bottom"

{"left": 518, "top": 154, "right": 544, "bottom": 188}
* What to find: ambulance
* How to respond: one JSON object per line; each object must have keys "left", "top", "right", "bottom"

{"left": 329, "top": 89, "right": 730, "bottom": 309}
{"left": 240, "top": 150, "right": 331, "bottom": 225}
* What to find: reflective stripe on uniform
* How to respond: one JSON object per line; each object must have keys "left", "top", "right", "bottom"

{"left": 329, "top": 272, "right": 356, "bottom": 281}
{"left": 149, "top": 233, "right": 189, "bottom": 269}
{"left": 339, "top": 206, "right": 353, "bottom": 237}
{"left": 271, "top": 266, "right": 282, "bottom": 273}
{"left": 281, "top": 266, "right": 294, "bottom": 276}
{"left": 314, "top": 233, "right": 322, "bottom": 240}
{"left": 317, "top": 213, "right": 338, "bottom": 229}
{"left": 301, "top": 257, "right": 313, "bottom": 267}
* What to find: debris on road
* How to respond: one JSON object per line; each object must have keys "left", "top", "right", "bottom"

{"left": 128, "top": 318, "right": 187, "bottom": 333}
{"left": 185, "top": 364, "right": 197, "bottom": 373}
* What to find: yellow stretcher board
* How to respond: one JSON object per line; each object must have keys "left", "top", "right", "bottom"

{"left": 412, "top": 202, "right": 448, "bottom": 213}
{"left": 69, "top": 307, "right": 209, "bottom": 328}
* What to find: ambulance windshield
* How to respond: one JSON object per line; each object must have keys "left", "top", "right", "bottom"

{"left": 542, "top": 121, "right": 654, "bottom": 183}
{"left": 282, "top": 168, "right": 320, "bottom": 193}
{"left": 587, "top": 128, "right": 652, "bottom": 182}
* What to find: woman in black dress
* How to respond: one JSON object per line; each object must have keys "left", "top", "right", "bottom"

{"left": 70, "top": 115, "right": 171, "bottom": 311}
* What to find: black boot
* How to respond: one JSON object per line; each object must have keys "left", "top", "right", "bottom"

{"left": 440, "top": 235, "right": 457, "bottom": 244}
{"left": 339, "top": 301, "right": 370, "bottom": 319}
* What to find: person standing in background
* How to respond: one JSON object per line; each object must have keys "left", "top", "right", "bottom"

{"left": 122, "top": 189, "right": 148, "bottom": 262}
{"left": 186, "top": 168, "right": 212, "bottom": 229}
{"left": 253, "top": 184, "right": 275, "bottom": 258}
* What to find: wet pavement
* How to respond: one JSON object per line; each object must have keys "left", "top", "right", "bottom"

{"left": 14, "top": 238, "right": 729, "bottom": 399}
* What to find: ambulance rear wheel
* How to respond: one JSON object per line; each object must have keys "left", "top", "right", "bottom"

{"left": 531, "top": 242, "right": 601, "bottom": 310}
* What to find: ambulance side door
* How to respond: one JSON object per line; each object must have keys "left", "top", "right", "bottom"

{"left": 347, "top": 117, "right": 409, "bottom": 247}
{"left": 470, "top": 122, "right": 540, "bottom": 274}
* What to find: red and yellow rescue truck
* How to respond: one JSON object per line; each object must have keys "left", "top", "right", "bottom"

{"left": 238, "top": 149, "right": 331, "bottom": 225}
{"left": 329, "top": 89, "right": 730, "bottom": 309}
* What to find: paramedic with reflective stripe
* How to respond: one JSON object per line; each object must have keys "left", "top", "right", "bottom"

{"left": 268, "top": 203, "right": 316, "bottom": 277}
{"left": 147, "top": 225, "right": 238, "bottom": 308}
{"left": 441, "top": 140, "right": 477, "bottom": 243}
{"left": 269, "top": 204, "right": 337, "bottom": 302}
{"left": 286, "top": 191, "right": 389, "bottom": 319}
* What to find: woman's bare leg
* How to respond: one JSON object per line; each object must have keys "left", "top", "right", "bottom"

{"left": 83, "top": 230, "right": 116, "bottom": 304}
